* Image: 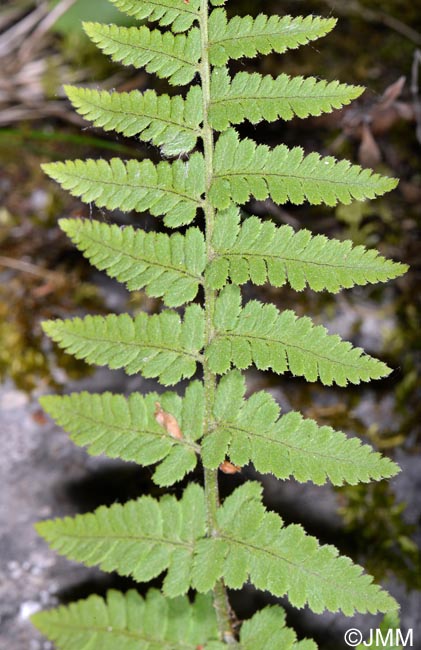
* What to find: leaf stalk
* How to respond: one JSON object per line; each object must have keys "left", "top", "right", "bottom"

{"left": 200, "top": 0, "right": 237, "bottom": 643}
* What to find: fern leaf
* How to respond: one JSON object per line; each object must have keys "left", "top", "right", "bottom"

{"left": 109, "top": 0, "right": 201, "bottom": 33}
{"left": 65, "top": 85, "right": 203, "bottom": 156}
{"left": 209, "top": 11, "right": 337, "bottom": 66}
{"left": 37, "top": 483, "right": 396, "bottom": 614}
{"left": 42, "top": 305, "right": 204, "bottom": 386}
{"left": 60, "top": 218, "right": 205, "bottom": 307}
{"left": 36, "top": 484, "right": 206, "bottom": 597}
{"left": 202, "top": 371, "right": 400, "bottom": 485}
{"left": 32, "top": 590, "right": 314, "bottom": 650}
{"left": 209, "top": 68, "right": 364, "bottom": 130}
{"left": 206, "top": 206, "right": 408, "bottom": 291}
{"left": 209, "top": 129, "right": 398, "bottom": 209}
{"left": 32, "top": 589, "right": 220, "bottom": 650}
{"left": 206, "top": 285, "right": 390, "bottom": 386}
{"left": 192, "top": 482, "right": 397, "bottom": 615}
{"left": 42, "top": 154, "right": 205, "bottom": 228}
{"left": 238, "top": 607, "right": 317, "bottom": 650}
{"left": 84, "top": 23, "right": 200, "bottom": 86}
{"left": 40, "top": 381, "right": 203, "bottom": 487}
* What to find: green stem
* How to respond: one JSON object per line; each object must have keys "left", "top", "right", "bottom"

{"left": 199, "top": 1, "right": 237, "bottom": 644}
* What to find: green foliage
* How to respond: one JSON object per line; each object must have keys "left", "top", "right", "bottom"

{"left": 202, "top": 371, "right": 400, "bottom": 484}
{"left": 207, "top": 285, "right": 390, "bottom": 385}
{"left": 208, "top": 11, "right": 337, "bottom": 65}
{"left": 43, "top": 306, "right": 204, "bottom": 385}
{"left": 36, "top": 484, "right": 205, "bottom": 596}
{"left": 40, "top": 381, "right": 203, "bottom": 486}
{"left": 33, "top": 589, "right": 220, "bottom": 650}
{"left": 42, "top": 154, "right": 205, "bottom": 227}
{"left": 84, "top": 22, "right": 200, "bottom": 85}
{"left": 237, "top": 607, "right": 317, "bottom": 650}
{"left": 209, "top": 68, "right": 364, "bottom": 130}
{"left": 60, "top": 218, "right": 205, "bottom": 307}
{"left": 109, "top": 0, "right": 201, "bottom": 32}
{"left": 194, "top": 483, "right": 396, "bottom": 614}
{"left": 207, "top": 206, "right": 407, "bottom": 291}
{"left": 32, "top": 590, "right": 315, "bottom": 650}
{"left": 35, "top": 1, "right": 407, "bottom": 648}
{"left": 65, "top": 85, "right": 203, "bottom": 155}
{"left": 36, "top": 482, "right": 396, "bottom": 614}
{"left": 209, "top": 129, "right": 398, "bottom": 209}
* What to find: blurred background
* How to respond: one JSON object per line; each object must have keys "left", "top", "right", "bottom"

{"left": 0, "top": 1, "right": 419, "bottom": 648}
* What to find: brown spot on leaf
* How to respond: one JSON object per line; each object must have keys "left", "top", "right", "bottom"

{"left": 154, "top": 402, "right": 183, "bottom": 440}
{"left": 219, "top": 461, "right": 241, "bottom": 475}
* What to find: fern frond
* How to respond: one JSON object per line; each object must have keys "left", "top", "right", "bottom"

{"left": 32, "top": 590, "right": 315, "bottom": 650}
{"left": 206, "top": 206, "right": 408, "bottom": 291}
{"left": 202, "top": 371, "right": 400, "bottom": 485}
{"left": 36, "top": 484, "right": 206, "bottom": 597}
{"left": 42, "top": 305, "right": 204, "bottom": 386}
{"left": 36, "top": 2, "right": 404, "bottom": 642}
{"left": 210, "top": 130, "right": 398, "bottom": 209}
{"left": 239, "top": 607, "right": 317, "bottom": 650}
{"left": 40, "top": 381, "right": 203, "bottom": 487}
{"left": 60, "top": 218, "right": 205, "bottom": 307}
{"left": 42, "top": 154, "right": 205, "bottom": 228}
{"left": 65, "top": 85, "right": 203, "bottom": 156}
{"left": 209, "top": 68, "right": 364, "bottom": 130}
{"left": 193, "top": 482, "right": 397, "bottom": 614}
{"left": 109, "top": 0, "right": 201, "bottom": 33}
{"left": 32, "top": 589, "right": 220, "bottom": 650}
{"left": 209, "top": 11, "right": 336, "bottom": 66}
{"left": 84, "top": 23, "right": 200, "bottom": 86}
{"left": 37, "top": 483, "right": 396, "bottom": 614}
{"left": 206, "top": 286, "right": 390, "bottom": 386}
